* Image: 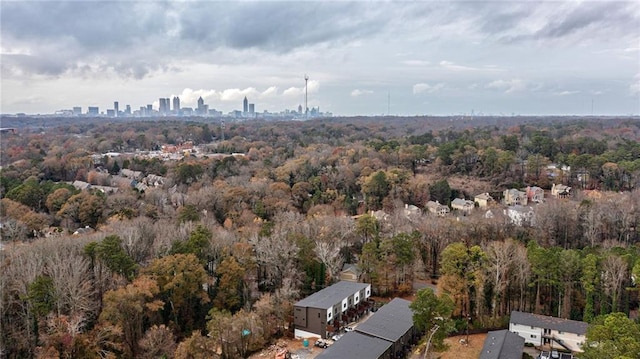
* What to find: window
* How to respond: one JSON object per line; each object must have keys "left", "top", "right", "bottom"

{"left": 343, "top": 303, "right": 347, "bottom": 309}
{"left": 318, "top": 313, "right": 320, "bottom": 318}
{"left": 531, "top": 335, "right": 537, "bottom": 339}
{"left": 328, "top": 312, "right": 332, "bottom": 319}
{"left": 557, "top": 331, "right": 563, "bottom": 334}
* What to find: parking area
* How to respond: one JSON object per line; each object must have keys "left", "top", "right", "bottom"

{"left": 537, "top": 350, "right": 576, "bottom": 359}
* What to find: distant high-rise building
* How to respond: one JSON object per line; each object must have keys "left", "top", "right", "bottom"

{"left": 159, "top": 98, "right": 167, "bottom": 114}
{"left": 298, "top": 104, "right": 303, "bottom": 114}
{"left": 113, "top": 101, "right": 119, "bottom": 117}
{"left": 125, "top": 105, "right": 131, "bottom": 115}
{"left": 249, "top": 103, "right": 255, "bottom": 115}
{"left": 165, "top": 98, "right": 170, "bottom": 113}
{"left": 146, "top": 104, "right": 153, "bottom": 115}
{"left": 88, "top": 106, "right": 99, "bottom": 116}
{"left": 106, "top": 109, "right": 115, "bottom": 117}
{"left": 173, "top": 96, "right": 180, "bottom": 113}
{"left": 243, "top": 96, "right": 248, "bottom": 113}
{"left": 73, "top": 107, "right": 82, "bottom": 115}
{"left": 197, "top": 97, "right": 205, "bottom": 114}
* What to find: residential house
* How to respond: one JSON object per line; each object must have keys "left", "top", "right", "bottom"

{"left": 92, "top": 185, "right": 119, "bottom": 194}
{"left": 294, "top": 281, "right": 372, "bottom": 339}
{"left": 403, "top": 204, "right": 421, "bottom": 217}
{"left": 479, "top": 329, "right": 525, "bottom": 359}
{"left": 71, "top": 180, "right": 91, "bottom": 191}
{"left": 339, "top": 263, "right": 362, "bottom": 283}
{"left": 426, "top": 201, "right": 449, "bottom": 217}
{"left": 451, "top": 198, "right": 475, "bottom": 214}
{"left": 316, "top": 298, "right": 418, "bottom": 359}
{"left": 120, "top": 169, "right": 143, "bottom": 180}
{"left": 509, "top": 311, "right": 588, "bottom": 353}
{"left": 526, "top": 186, "right": 544, "bottom": 203}
{"left": 370, "top": 210, "right": 390, "bottom": 222}
{"left": 144, "top": 174, "right": 165, "bottom": 187}
{"left": 474, "top": 192, "right": 494, "bottom": 208}
{"left": 503, "top": 189, "right": 527, "bottom": 206}
{"left": 504, "top": 206, "right": 535, "bottom": 226}
{"left": 551, "top": 184, "right": 571, "bottom": 198}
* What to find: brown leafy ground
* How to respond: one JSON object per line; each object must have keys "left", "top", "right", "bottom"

{"left": 434, "top": 333, "right": 487, "bottom": 359}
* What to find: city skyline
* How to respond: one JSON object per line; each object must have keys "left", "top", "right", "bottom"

{"left": 1, "top": 1, "right": 639, "bottom": 116}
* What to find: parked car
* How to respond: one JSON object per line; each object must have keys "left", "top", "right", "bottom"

{"left": 344, "top": 326, "right": 354, "bottom": 332}
{"left": 331, "top": 334, "right": 343, "bottom": 341}
{"left": 314, "top": 339, "right": 329, "bottom": 349}
{"left": 551, "top": 350, "right": 560, "bottom": 359}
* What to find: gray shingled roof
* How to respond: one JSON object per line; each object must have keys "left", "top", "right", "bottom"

{"left": 480, "top": 330, "right": 525, "bottom": 359}
{"left": 510, "top": 311, "right": 588, "bottom": 335}
{"left": 294, "top": 281, "right": 369, "bottom": 310}
{"left": 315, "top": 331, "right": 392, "bottom": 359}
{"left": 355, "top": 298, "right": 413, "bottom": 342}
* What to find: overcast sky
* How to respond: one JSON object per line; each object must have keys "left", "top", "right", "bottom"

{"left": 1, "top": 1, "right": 639, "bottom": 116}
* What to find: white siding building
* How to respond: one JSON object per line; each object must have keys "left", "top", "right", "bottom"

{"left": 509, "top": 311, "right": 588, "bottom": 353}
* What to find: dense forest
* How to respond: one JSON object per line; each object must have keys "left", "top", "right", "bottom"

{"left": 1, "top": 115, "right": 640, "bottom": 358}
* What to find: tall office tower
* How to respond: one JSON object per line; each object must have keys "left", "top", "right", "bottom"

{"left": 125, "top": 105, "right": 131, "bottom": 115}
{"left": 197, "top": 97, "right": 205, "bottom": 114}
{"left": 159, "top": 98, "right": 167, "bottom": 114}
{"left": 114, "top": 101, "right": 119, "bottom": 117}
{"left": 165, "top": 98, "right": 170, "bottom": 113}
{"left": 173, "top": 96, "right": 180, "bottom": 113}
{"left": 146, "top": 104, "right": 153, "bottom": 116}
{"left": 249, "top": 103, "right": 255, "bottom": 115}
{"left": 243, "top": 96, "right": 248, "bottom": 113}
{"left": 298, "top": 104, "right": 303, "bottom": 114}
{"left": 73, "top": 107, "right": 82, "bottom": 115}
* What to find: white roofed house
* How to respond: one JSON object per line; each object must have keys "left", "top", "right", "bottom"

{"left": 451, "top": 198, "right": 475, "bottom": 215}
{"left": 504, "top": 189, "right": 527, "bottom": 206}
{"left": 426, "top": 200, "right": 449, "bottom": 217}
{"left": 509, "top": 311, "right": 588, "bottom": 353}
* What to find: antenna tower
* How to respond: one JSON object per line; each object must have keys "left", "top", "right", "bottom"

{"left": 304, "top": 74, "right": 309, "bottom": 119}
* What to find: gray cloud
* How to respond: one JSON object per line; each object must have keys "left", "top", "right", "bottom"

{"left": 1, "top": 1, "right": 389, "bottom": 78}
{"left": 1, "top": 1, "right": 638, "bottom": 115}
{"left": 533, "top": 2, "right": 639, "bottom": 40}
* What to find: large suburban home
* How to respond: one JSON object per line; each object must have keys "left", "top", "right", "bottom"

{"left": 294, "top": 281, "right": 372, "bottom": 339}
{"left": 526, "top": 186, "right": 545, "bottom": 203}
{"left": 509, "top": 311, "right": 588, "bottom": 353}
{"left": 316, "top": 298, "right": 418, "bottom": 359}
{"left": 551, "top": 184, "right": 571, "bottom": 198}
{"left": 480, "top": 329, "right": 525, "bottom": 359}
{"left": 426, "top": 200, "right": 449, "bottom": 216}
{"left": 503, "top": 189, "right": 527, "bottom": 206}
{"left": 451, "top": 198, "right": 475, "bottom": 214}
{"left": 474, "top": 192, "right": 494, "bottom": 208}
{"left": 504, "top": 206, "right": 535, "bottom": 226}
